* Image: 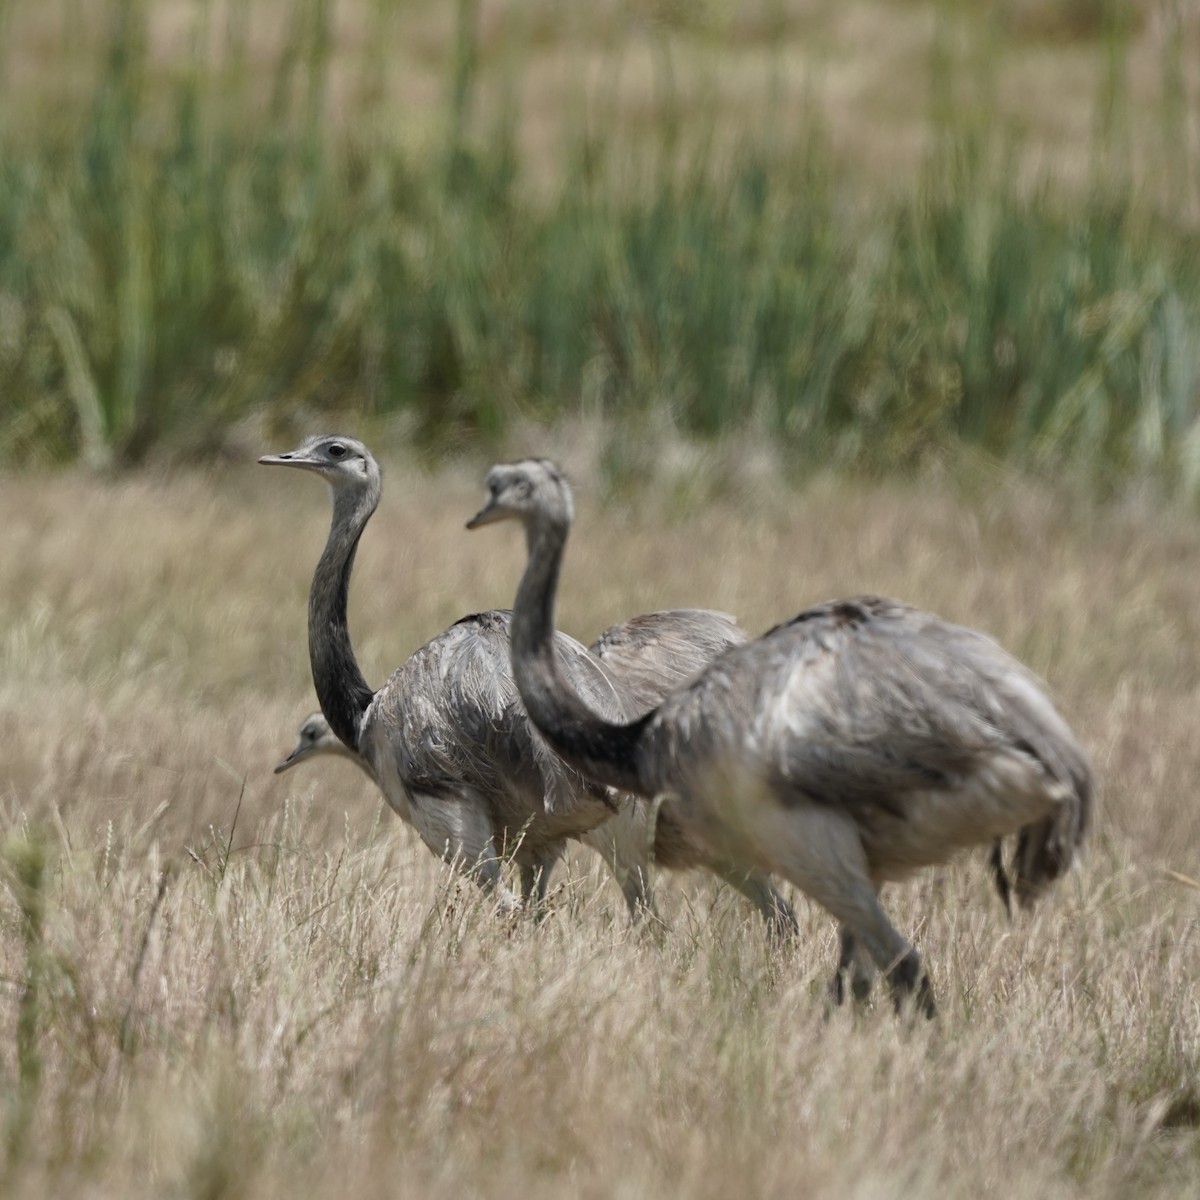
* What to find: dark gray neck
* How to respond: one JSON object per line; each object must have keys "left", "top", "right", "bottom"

{"left": 309, "top": 484, "right": 378, "bottom": 751}
{"left": 510, "top": 518, "right": 650, "bottom": 797}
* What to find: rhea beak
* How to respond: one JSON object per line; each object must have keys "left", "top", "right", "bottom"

{"left": 258, "top": 451, "right": 322, "bottom": 471}
{"left": 274, "top": 741, "right": 309, "bottom": 774}
{"left": 465, "top": 498, "right": 508, "bottom": 530}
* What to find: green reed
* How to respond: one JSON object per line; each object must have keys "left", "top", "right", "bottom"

{"left": 0, "top": 0, "right": 1197, "bottom": 495}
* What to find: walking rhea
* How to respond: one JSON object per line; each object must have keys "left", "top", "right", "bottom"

{"left": 273, "top": 606, "right": 796, "bottom": 935}
{"left": 467, "top": 458, "right": 1093, "bottom": 1015}
{"left": 260, "top": 436, "right": 643, "bottom": 911}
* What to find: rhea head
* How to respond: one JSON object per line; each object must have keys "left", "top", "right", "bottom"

{"left": 258, "top": 435, "right": 379, "bottom": 494}
{"left": 274, "top": 711, "right": 347, "bottom": 774}
{"left": 466, "top": 459, "right": 574, "bottom": 542}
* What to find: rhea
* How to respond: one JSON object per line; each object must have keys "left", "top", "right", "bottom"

{"left": 588, "top": 609, "right": 797, "bottom": 937}
{"left": 467, "top": 459, "right": 1094, "bottom": 1015}
{"left": 274, "top": 607, "right": 797, "bottom": 935}
{"left": 260, "top": 435, "right": 643, "bottom": 911}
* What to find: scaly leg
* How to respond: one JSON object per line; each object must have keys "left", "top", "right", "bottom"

{"left": 757, "top": 804, "right": 936, "bottom": 1018}
{"left": 519, "top": 846, "right": 564, "bottom": 917}
{"left": 707, "top": 860, "right": 799, "bottom": 943}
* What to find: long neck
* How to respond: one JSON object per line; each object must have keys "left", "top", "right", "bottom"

{"left": 309, "top": 484, "right": 377, "bottom": 751}
{"left": 510, "top": 517, "right": 651, "bottom": 796}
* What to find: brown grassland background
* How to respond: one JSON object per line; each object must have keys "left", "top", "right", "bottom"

{"left": 3, "top": 0, "right": 1200, "bottom": 1195}
{"left": 1, "top": 445, "right": 1199, "bottom": 1197}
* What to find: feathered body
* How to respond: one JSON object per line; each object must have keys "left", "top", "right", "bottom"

{"left": 633, "top": 597, "right": 1091, "bottom": 896}
{"left": 360, "top": 609, "right": 633, "bottom": 861}
{"left": 590, "top": 609, "right": 747, "bottom": 708}
{"left": 261, "top": 436, "right": 639, "bottom": 910}
{"left": 276, "top": 605, "right": 795, "bottom": 931}
{"left": 468, "top": 459, "right": 1094, "bottom": 1014}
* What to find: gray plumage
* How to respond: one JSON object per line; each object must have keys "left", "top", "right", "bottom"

{"left": 273, "top": 608, "right": 797, "bottom": 934}
{"left": 276, "top": 697, "right": 662, "bottom": 914}
{"left": 260, "top": 435, "right": 642, "bottom": 911}
{"left": 588, "top": 609, "right": 798, "bottom": 938}
{"left": 468, "top": 458, "right": 1094, "bottom": 1016}
{"left": 590, "top": 609, "right": 746, "bottom": 709}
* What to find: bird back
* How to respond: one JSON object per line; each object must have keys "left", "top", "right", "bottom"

{"left": 590, "top": 608, "right": 748, "bottom": 713}
{"left": 642, "top": 596, "right": 1093, "bottom": 873}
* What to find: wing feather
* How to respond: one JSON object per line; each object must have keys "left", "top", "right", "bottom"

{"left": 590, "top": 609, "right": 748, "bottom": 712}
{"left": 646, "top": 597, "right": 1091, "bottom": 830}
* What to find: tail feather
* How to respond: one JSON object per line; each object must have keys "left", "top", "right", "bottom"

{"left": 1012, "top": 769, "right": 1094, "bottom": 908}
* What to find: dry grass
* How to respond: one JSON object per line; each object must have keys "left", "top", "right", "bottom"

{"left": 1, "top": 450, "right": 1198, "bottom": 1197}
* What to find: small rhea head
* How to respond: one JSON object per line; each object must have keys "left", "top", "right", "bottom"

{"left": 258, "top": 435, "right": 377, "bottom": 489}
{"left": 466, "top": 459, "right": 573, "bottom": 531}
{"left": 274, "top": 711, "right": 344, "bottom": 774}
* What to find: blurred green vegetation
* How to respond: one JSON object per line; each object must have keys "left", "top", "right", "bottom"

{"left": 1, "top": 0, "right": 1199, "bottom": 495}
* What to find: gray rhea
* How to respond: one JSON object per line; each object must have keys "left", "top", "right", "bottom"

{"left": 276, "top": 704, "right": 657, "bottom": 915}
{"left": 274, "top": 700, "right": 650, "bottom": 910}
{"left": 587, "top": 609, "right": 798, "bottom": 939}
{"left": 260, "top": 435, "right": 645, "bottom": 911}
{"left": 467, "top": 458, "right": 1094, "bottom": 1016}
{"left": 274, "top": 608, "right": 797, "bottom": 935}
{"left": 595, "top": 612, "right": 1013, "bottom": 928}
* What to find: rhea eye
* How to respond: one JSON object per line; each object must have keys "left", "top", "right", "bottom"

{"left": 328, "top": 444, "right": 347, "bottom": 459}
{"left": 515, "top": 479, "right": 533, "bottom": 499}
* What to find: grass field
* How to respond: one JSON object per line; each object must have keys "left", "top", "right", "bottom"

{"left": 1, "top": 452, "right": 1198, "bottom": 1197}
{"left": 3, "top": 0, "right": 1200, "bottom": 1193}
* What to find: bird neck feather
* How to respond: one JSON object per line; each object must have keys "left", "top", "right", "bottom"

{"left": 511, "top": 518, "right": 650, "bottom": 796}
{"left": 308, "top": 484, "right": 377, "bottom": 752}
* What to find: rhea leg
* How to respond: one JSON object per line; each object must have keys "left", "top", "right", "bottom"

{"left": 831, "top": 927, "right": 876, "bottom": 1006}
{"left": 519, "top": 846, "right": 564, "bottom": 915}
{"left": 656, "top": 799, "right": 796, "bottom": 939}
{"left": 989, "top": 839, "right": 1013, "bottom": 918}
{"left": 759, "top": 805, "right": 936, "bottom": 1018}
{"left": 578, "top": 804, "right": 659, "bottom": 920}
{"left": 410, "top": 791, "right": 520, "bottom": 914}
{"left": 707, "top": 862, "right": 799, "bottom": 942}
{"left": 456, "top": 839, "right": 520, "bottom": 914}
{"left": 616, "top": 865, "right": 656, "bottom": 919}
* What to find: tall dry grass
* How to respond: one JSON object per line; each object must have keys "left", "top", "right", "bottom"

{"left": 0, "top": 453, "right": 1197, "bottom": 1197}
